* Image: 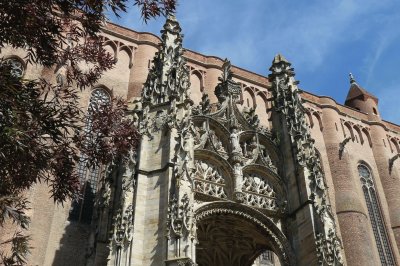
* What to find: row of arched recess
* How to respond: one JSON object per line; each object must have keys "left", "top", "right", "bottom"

{"left": 341, "top": 120, "right": 373, "bottom": 147}
{"left": 101, "top": 36, "right": 135, "bottom": 68}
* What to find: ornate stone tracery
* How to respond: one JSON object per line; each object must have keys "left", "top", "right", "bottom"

{"left": 241, "top": 173, "right": 277, "bottom": 211}
{"left": 194, "top": 160, "right": 227, "bottom": 199}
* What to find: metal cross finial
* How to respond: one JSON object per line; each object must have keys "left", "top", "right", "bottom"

{"left": 349, "top": 73, "right": 356, "bottom": 84}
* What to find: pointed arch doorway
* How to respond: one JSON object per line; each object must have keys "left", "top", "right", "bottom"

{"left": 194, "top": 202, "right": 293, "bottom": 266}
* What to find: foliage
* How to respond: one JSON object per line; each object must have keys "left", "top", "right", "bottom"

{"left": 0, "top": 0, "right": 174, "bottom": 264}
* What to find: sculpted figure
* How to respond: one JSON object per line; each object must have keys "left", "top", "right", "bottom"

{"left": 230, "top": 128, "right": 241, "bottom": 153}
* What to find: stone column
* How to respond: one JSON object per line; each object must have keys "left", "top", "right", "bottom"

{"left": 319, "top": 100, "right": 380, "bottom": 265}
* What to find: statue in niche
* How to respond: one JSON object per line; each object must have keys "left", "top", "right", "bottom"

{"left": 230, "top": 127, "right": 242, "bottom": 154}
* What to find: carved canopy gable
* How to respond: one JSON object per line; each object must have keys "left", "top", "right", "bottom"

{"left": 191, "top": 60, "right": 286, "bottom": 218}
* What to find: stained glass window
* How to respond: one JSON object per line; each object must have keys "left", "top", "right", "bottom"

{"left": 70, "top": 88, "right": 111, "bottom": 223}
{"left": 358, "top": 164, "right": 395, "bottom": 265}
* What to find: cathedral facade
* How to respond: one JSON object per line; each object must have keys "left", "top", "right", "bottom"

{"left": 1, "top": 15, "right": 400, "bottom": 266}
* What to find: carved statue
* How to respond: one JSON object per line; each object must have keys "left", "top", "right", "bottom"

{"left": 230, "top": 128, "right": 241, "bottom": 154}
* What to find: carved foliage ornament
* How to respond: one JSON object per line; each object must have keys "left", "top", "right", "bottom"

{"left": 112, "top": 205, "right": 134, "bottom": 248}
{"left": 269, "top": 54, "right": 344, "bottom": 265}
{"left": 242, "top": 107, "right": 260, "bottom": 128}
{"left": 167, "top": 193, "right": 193, "bottom": 237}
{"left": 173, "top": 114, "right": 196, "bottom": 187}
{"left": 193, "top": 92, "right": 211, "bottom": 115}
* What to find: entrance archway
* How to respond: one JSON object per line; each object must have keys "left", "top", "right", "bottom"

{"left": 194, "top": 202, "right": 294, "bottom": 266}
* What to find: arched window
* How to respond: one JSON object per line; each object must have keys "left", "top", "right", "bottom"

{"left": 358, "top": 164, "right": 395, "bottom": 265}
{"left": 70, "top": 88, "right": 111, "bottom": 223}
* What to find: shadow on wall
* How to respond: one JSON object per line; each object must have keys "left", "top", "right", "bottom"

{"left": 52, "top": 182, "right": 94, "bottom": 266}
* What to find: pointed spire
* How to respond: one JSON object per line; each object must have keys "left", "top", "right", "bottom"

{"left": 345, "top": 73, "right": 379, "bottom": 114}
{"left": 345, "top": 73, "right": 377, "bottom": 104}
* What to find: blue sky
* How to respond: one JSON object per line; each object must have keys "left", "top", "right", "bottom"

{"left": 109, "top": 0, "right": 400, "bottom": 125}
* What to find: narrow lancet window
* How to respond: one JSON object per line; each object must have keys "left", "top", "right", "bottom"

{"left": 70, "top": 88, "right": 111, "bottom": 223}
{"left": 358, "top": 164, "right": 395, "bottom": 265}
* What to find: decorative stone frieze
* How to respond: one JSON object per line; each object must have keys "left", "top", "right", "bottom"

{"left": 268, "top": 54, "right": 344, "bottom": 265}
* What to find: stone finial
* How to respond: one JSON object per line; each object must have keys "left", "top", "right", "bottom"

{"left": 214, "top": 59, "right": 241, "bottom": 103}
{"left": 161, "top": 14, "right": 182, "bottom": 42}
{"left": 219, "top": 59, "right": 233, "bottom": 83}
{"left": 269, "top": 54, "right": 293, "bottom": 76}
{"left": 272, "top": 53, "right": 291, "bottom": 65}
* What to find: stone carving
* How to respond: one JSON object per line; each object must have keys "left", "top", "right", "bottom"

{"left": 107, "top": 147, "right": 138, "bottom": 265}
{"left": 229, "top": 127, "right": 242, "bottom": 154}
{"left": 112, "top": 205, "right": 134, "bottom": 249}
{"left": 167, "top": 196, "right": 182, "bottom": 236}
{"left": 193, "top": 92, "right": 211, "bottom": 115}
{"left": 316, "top": 229, "right": 343, "bottom": 266}
{"left": 176, "top": 258, "right": 197, "bottom": 266}
{"left": 122, "top": 149, "right": 137, "bottom": 192}
{"left": 167, "top": 193, "right": 193, "bottom": 237}
{"left": 242, "top": 107, "right": 260, "bottom": 128}
{"left": 269, "top": 54, "right": 344, "bottom": 265}
{"left": 194, "top": 122, "right": 208, "bottom": 149}
{"left": 241, "top": 135, "right": 278, "bottom": 173}
{"left": 215, "top": 59, "right": 241, "bottom": 104}
{"left": 139, "top": 14, "right": 191, "bottom": 139}
{"left": 4, "top": 57, "right": 25, "bottom": 78}
{"left": 241, "top": 174, "right": 277, "bottom": 211}
{"left": 194, "top": 160, "right": 227, "bottom": 199}
{"left": 141, "top": 15, "right": 190, "bottom": 106}
{"left": 193, "top": 121, "right": 227, "bottom": 155}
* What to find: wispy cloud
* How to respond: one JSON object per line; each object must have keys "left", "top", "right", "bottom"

{"left": 110, "top": 0, "right": 400, "bottom": 124}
